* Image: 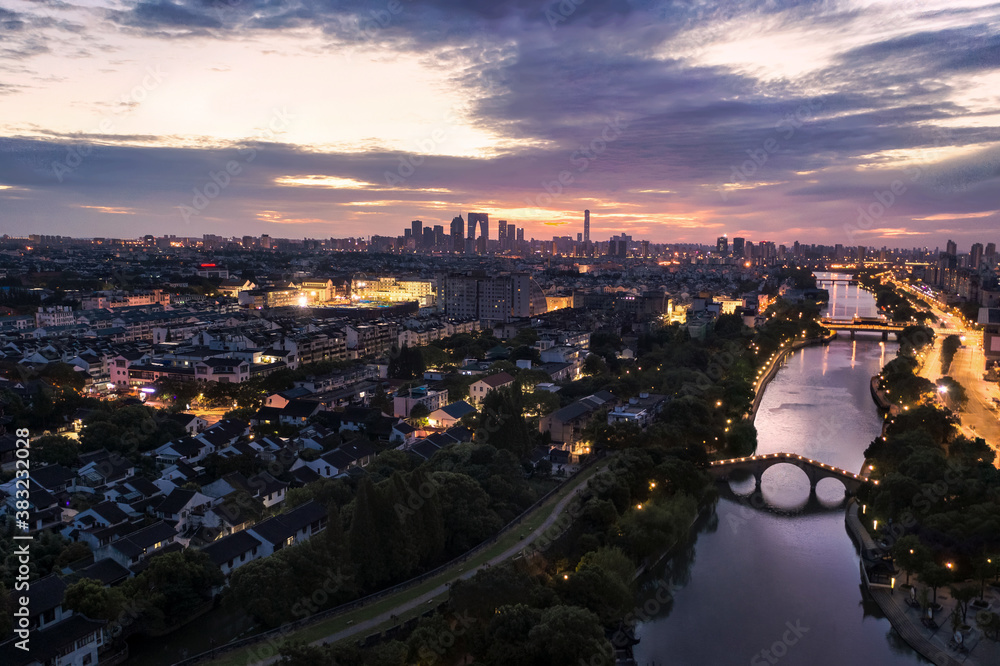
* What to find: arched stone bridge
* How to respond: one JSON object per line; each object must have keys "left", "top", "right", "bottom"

{"left": 708, "top": 452, "right": 877, "bottom": 494}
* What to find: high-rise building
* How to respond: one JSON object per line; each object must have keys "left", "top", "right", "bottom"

{"left": 946, "top": 239, "right": 957, "bottom": 256}
{"left": 411, "top": 220, "right": 422, "bottom": 240}
{"left": 732, "top": 237, "right": 745, "bottom": 257}
{"left": 716, "top": 236, "right": 729, "bottom": 256}
{"left": 467, "top": 212, "right": 489, "bottom": 254}
{"left": 443, "top": 273, "right": 546, "bottom": 323}
{"left": 433, "top": 225, "right": 445, "bottom": 248}
{"left": 986, "top": 242, "right": 997, "bottom": 268}
{"left": 450, "top": 215, "right": 464, "bottom": 253}
{"left": 584, "top": 210, "right": 590, "bottom": 243}
{"left": 970, "top": 242, "right": 984, "bottom": 269}
{"left": 498, "top": 220, "right": 508, "bottom": 252}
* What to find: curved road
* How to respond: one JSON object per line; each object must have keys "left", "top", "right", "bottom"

{"left": 240, "top": 462, "right": 606, "bottom": 666}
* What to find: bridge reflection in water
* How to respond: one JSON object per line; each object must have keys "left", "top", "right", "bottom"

{"left": 708, "top": 452, "right": 875, "bottom": 494}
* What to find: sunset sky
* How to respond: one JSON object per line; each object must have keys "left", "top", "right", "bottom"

{"left": 1, "top": 0, "right": 998, "bottom": 247}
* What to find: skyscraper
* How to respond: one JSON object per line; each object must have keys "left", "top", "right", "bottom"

{"left": 732, "top": 237, "right": 745, "bottom": 257}
{"left": 498, "top": 220, "right": 508, "bottom": 252}
{"left": 584, "top": 209, "right": 590, "bottom": 243}
{"left": 467, "top": 212, "right": 488, "bottom": 254}
{"left": 716, "top": 236, "right": 729, "bottom": 256}
{"left": 411, "top": 220, "right": 422, "bottom": 240}
{"left": 450, "top": 215, "right": 464, "bottom": 253}
{"left": 970, "top": 242, "right": 984, "bottom": 269}
{"left": 946, "top": 239, "right": 957, "bottom": 256}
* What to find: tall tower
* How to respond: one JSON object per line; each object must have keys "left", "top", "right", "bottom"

{"left": 716, "top": 236, "right": 729, "bottom": 256}
{"left": 584, "top": 210, "right": 590, "bottom": 243}
{"left": 468, "top": 212, "right": 489, "bottom": 254}
{"left": 450, "top": 215, "right": 464, "bottom": 253}
{"left": 411, "top": 220, "right": 422, "bottom": 240}
{"left": 970, "top": 242, "right": 983, "bottom": 269}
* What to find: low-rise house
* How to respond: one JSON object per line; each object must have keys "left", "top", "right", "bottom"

{"left": 607, "top": 392, "right": 669, "bottom": 428}
{"left": 539, "top": 391, "right": 617, "bottom": 457}
{"left": 468, "top": 372, "right": 514, "bottom": 405}
{"left": 202, "top": 530, "right": 263, "bottom": 577}
{"left": 96, "top": 520, "right": 178, "bottom": 569}
{"left": 393, "top": 385, "right": 448, "bottom": 417}
{"left": 428, "top": 401, "right": 476, "bottom": 428}
{"left": 152, "top": 488, "right": 214, "bottom": 532}
{"left": 247, "top": 500, "right": 327, "bottom": 557}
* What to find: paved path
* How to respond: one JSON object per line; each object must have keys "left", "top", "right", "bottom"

{"left": 846, "top": 502, "right": 997, "bottom": 666}
{"left": 239, "top": 463, "right": 605, "bottom": 666}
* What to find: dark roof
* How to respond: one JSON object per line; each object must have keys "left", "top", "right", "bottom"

{"left": 32, "top": 464, "right": 76, "bottom": 491}
{"left": 290, "top": 466, "right": 321, "bottom": 485}
{"left": 202, "top": 531, "right": 262, "bottom": 566}
{"left": 0, "top": 614, "right": 106, "bottom": 666}
{"left": 410, "top": 439, "right": 442, "bottom": 460}
{"left": 168, "top": 412, "right": 201, "bottom": 427}
{"left": 125, "top": 477, "right": 161, "bottom": 497}
{"left": 435, "top": 401, "right": 476, "bottom": 419}
{"left": 70, "top": 558, "right": 132, "bottom": 586}
{"left": 393, "top": 421, "right": 417, "bottom": 434}
{"left": 549, "top": 401, "right": 594, "bottom": 423}
{"left": 89, "top": 501, "right": 128, "bottom": 525}
{"left": 477, "top": 371, "right": 515, "bottom": 388}
{"left": 154, "top": 488, "right": 198, "bottom": 516}
{"left": 282, "top": 399, "right": 320, "bottom": 419}
{"left": 249, "top": 500, "right": 326, "bottom": 545}
{"left": 27, "top": 574, "right": 67, "bottom": 616}
{"left": 111, "top": 521, "right": 177, "bottom": 558}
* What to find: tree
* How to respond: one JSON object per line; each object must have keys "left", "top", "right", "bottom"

{"left": 348, "top": 477, "right": 390, "bottom": 589}
{"left": 950, "top": 585, "right": 977, "bottom": 625}
{"left": 408, "top": 403, "right": 430, "bottom": 424}
{"left": 527, "top": 605, "right": 612, "bottom": 666}
{"left": 34, "top": 435, "right": 80, "bottom": 466}
{"left": 940, "top": 335, "right": 961, "bottom": 373}
{"left": 55, "top": 541, "right": 93, "bottom": 569}
{"left": 892, "top": 535, "right": 928, "bottom": 586}
{"left": 124, "top": 549, "right": 222, "bottom": 632}
{"left": 388, "top": 345, "right": 424, "bottom": 379}
{"left": 582, "top": 354, "right": 609, "bottom": 377}
{"left": 920, "top": 564, "right": 952, "bottom": 607}
{"left": 63, "top": 578, "right": 125, "bottom": 623}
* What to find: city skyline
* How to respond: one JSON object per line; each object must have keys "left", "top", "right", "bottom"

{"left": 2, "top": 2, "right": 999, "bottom": 246}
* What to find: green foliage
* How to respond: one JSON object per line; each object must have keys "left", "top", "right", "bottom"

{"left": 33, "top": 435, "right": 80, "bottom": 466}
{"left": 940, "top": 335, "right": 962, "bottom": 373}
{"left": 388, "top": 345, "right": 426, "bottom": 379}
{"left": 63, "top": 578, "right": 125, "bottom": 622}
{"left": 124, "top": 549, "right": 223, "bottom": 632}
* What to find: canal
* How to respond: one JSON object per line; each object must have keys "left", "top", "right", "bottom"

{"left": 633, "top": 274, "right": 930, "bottom": 665}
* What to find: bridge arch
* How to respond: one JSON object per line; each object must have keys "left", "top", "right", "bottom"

{"left": 708, "top": 452, "right": 869, "bottom": 495}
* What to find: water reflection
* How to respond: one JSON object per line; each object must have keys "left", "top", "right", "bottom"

{"left": 633, "top": 275, "right": 926, "bottom": 665}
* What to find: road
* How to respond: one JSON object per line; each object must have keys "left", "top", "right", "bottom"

{"left": 894, "top": 278, "right": 1000, "bottom": 464}
{"left": 229, "top": 461, "right": 607, "bottom": 666}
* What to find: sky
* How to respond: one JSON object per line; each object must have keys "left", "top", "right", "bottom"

{"left": 0, "top": 0, "right": 998, "bottom": 248}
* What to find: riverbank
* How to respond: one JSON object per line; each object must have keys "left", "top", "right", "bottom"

{"left": 845, "top": 500, "right": 979, "bottom": 666}
{"left": 749, "top": 331, "right": 837, "bottom": 422}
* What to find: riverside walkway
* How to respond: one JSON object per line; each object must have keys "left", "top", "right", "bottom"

{"left": 845, "top": 501, "right": 990, "bottom": 666}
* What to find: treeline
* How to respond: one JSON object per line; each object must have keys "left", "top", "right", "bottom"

{"left": 277, "top": 445, "right": 715, "bottom": 666}
{"left": 225, "top": 440, "right": 538, "bottom": 629}
{"left": 861, "top": 339, "right": 999, "bottom": 590}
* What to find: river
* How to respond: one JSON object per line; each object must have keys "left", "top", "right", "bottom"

{"left": 633, "top": 274, "right": 930, "bottom": 665}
